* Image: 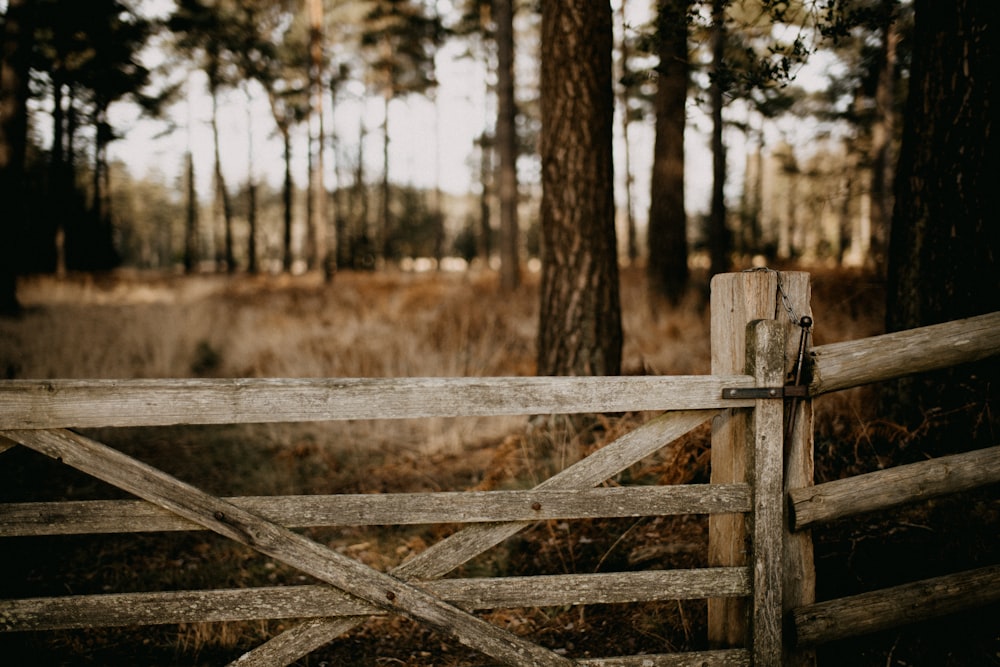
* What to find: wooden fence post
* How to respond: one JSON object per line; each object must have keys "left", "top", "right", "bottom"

{"left": 708, "top": 270, "right": 816, "bottom": 664}
{"left": 747, "top": 319, "right": 785, "bottom": 666}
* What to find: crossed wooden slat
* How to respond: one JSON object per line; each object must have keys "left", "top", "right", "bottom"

{"left": 2, "top": 409, "right": 716, "bottom": 666}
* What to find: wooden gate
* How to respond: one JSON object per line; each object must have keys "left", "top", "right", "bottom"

{"left": 0, "top": 272, "right": 806, "bottom": 666}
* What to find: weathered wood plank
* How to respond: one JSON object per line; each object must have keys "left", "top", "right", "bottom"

{"left": 708, "top": 270, "right": 814, "bottom": 653}
{"left": 0, "top": 568, "right": 751, "bottom": 631}
{"left": 789, "top": 445, "right": 1000, "bottom": 530}
{"left": 747, "top": 320, "right": 786, "bottom": 667}
{"left": 577, "top": 651, "right": 749, "bottom": 667}
{"left": 2, "top": 428, "right": 573, "bottom": 667}
{"left": 0, "top": 483, "right": 752, "bottom": 536}
{"left": 791, "top": 564, "right": 1000, "bottom": 647}
{"left": 230, "top": 410, "right": 718, "bottom": 666}
{"left": 0, "top": 375, "right": 754, "bottom": 429}
{"left": 808, "top": 310, "right": 1000, "bottom": 396}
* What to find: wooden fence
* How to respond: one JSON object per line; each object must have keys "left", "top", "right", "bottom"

{"left": 1, "top": 271, "right": 998, "bottom": 666}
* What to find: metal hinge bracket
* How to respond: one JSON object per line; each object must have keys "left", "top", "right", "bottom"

{"left": 722, "top": 385, "right": 809, "bottom": 399}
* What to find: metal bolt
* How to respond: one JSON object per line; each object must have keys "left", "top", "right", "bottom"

{"left": 531, "top": 502, "right": 542, "bottom": 511}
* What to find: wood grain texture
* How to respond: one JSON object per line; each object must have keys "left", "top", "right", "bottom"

{"left": 746, "top": 321, "right": 786, "bottom": 667}
{"left": 0, "top": 375, "right": 754, "bottom": 429}
{"left": 789, "top": 445, "right": 1000, "bottom": 530}
{"left": 0, "top": 483, "right": 752, "bottom": 536}
{"left": 808, "top": 310, "right": 1000, "bottom": 396}
{"left": 708, "top": 270, "right": 814, "bottom": 657}
{"left": 231, "top": 410, "right": 717, "bottom": 665}
{"left": 791, "top": 564, "right": 1000, "bottom": 647}
{"left": 1, "top": 568, "right": 750, "bottom": 631}
{"left": 2, "top": 428, "right": 574, "bottom": 667}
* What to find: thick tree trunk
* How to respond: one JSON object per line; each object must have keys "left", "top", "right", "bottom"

{"left": 646, "top": 0, "right": 689, "bottom": 304}
{"left": 0, "top": 0, "right": 35, "bottom": 314}
{"left": 494, "top": 0, "right": 520, "bottom": 291}
{"left": 882, "top": 0, "right": 998, "bottom": 436}
{"left": 538, "top": 1, "right": 621, "bottom": 377}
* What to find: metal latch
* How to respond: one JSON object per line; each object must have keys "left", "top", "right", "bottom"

{"left": 722, "top": 386, "right": 809, "bottom": 399}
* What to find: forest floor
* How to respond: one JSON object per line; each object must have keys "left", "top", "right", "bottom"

{"left": 0, "top": 265, "right": 996, "bottom": 666}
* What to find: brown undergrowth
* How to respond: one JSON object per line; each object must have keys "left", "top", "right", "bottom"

{"left": 1, "top": 265, "right": 996, "bottom": 665}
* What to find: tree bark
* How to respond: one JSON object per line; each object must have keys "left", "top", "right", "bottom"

{"left": 646, "top": 0, "right": 689, "bottom": 304}
{"left": 538, "top": 1, "right": 621, "bottom": 377}
{"left": 707, "top": 0, "right": 729, "bottom": 277}
{"left": 183, "top": 151, "right": 199, "bottom": 274}
{"left": 867, "top": 0, "right": 898, "bottom": 271}
{"left": 0, "top": 0, "right": 35, "bottom": 314}
{"left": 882, "top": 0, "right": 998, "bottom": 433}
{"left": 494, "top": 0, "right": 520, "bottom": 291}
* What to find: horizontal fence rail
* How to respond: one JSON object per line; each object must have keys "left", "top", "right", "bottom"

{"left": 791, "top": 564, "right": 1000, "bottom": 647}
{"left": 790, "top": 308, "right": 1000, "bottom": 653}
{"left": 0, "top": 375, "right": 756, "bottom": 429}
{"left": 1, "top": 568, "right": 752, "bottom": 632}
{"left": 790, "top": 445, "right": 1000, "bottom": 530}
{"left": 0, "top": 484, "right": 752, "bottom": 536}
{"left": 808, "top": 310, "right": 1000, "bottom": 396}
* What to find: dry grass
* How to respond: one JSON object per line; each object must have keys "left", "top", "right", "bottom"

{"left": 4, "top": 265, "right": 994, "bottom": 666}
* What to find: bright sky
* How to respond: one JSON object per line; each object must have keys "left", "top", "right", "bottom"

{"left": 106, "top": 1, "right": 838, "bottom": 232}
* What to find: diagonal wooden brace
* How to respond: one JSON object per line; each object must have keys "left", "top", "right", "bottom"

{"left": 230, "top": 409, "right": 718, "bottom": 666}
{"left": 1, "top": 428, "right": 573, "bottom": 667}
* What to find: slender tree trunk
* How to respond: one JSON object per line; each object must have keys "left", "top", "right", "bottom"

{"left": 494, "top": 0, "right": 520, "bottom": 290}
{"left": 210, "top": 82, "right": 235, "bottom": 273}
{"left": 646, "top": 0, "right": 689, "bottom": 304}
{"left": 538, "top": 0, "right": 621, "bottom": 377}
{"left": 869, "top": 0, "right": 898, "bottom": 271}
{"left": 307, "top": 0, "right": 328, "bottom": 275}
{"left": 882, "top": 0, "right": 998, "bottom": 437}
{"left": 245, "top": 93, "right": 258, "bottom": 274}
{"left": 380, "top": 94, "right": 391, "bottom": 262}
{"left": 708, "top": 0, "right": 729, "bottom": 277}
{"left": 281, "top": 126, "right": 294, "bottom": 273}
{"left": 478, "top": 131, "right": 493, "bottom": 267}
{"left": 617, "top": 0, "right": 637, "bottom": 265}
{"left": 184, "top": 151, "right": 198, "bottom": 274}
{"left": 0, "top": 0, "right": 34, "bottom": 313}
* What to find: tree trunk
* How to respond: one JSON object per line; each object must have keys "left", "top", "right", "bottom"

{"left": 868, "top": 0, "right": 898, "bottom": 271}
{"left": 0, "top": 0, "right": 34, "bottom": 313}
{"left": 617, "top": 0, "right": 637, "bottom": 265}
{"left": 538, "top": 0, "right": 621, "bottom": 377}
{"left": 183, "top": 151, "right": 198, "bottom": 274}
{"left": 494, "top": 0, "right": 520, "bottom": 291}
{"left": 707, "top": 0, "right": 729, "bottom": 277}
{"left": 307, "top": 0, "right": 329, "bottom": 276}
{"left": 282, "top": 126, "right": 294, "bottom": 273}
{"left": 646, "top": 0, "right": 689, "bottom": 304}
{"left": 380, "top": 94, "right": 391, "bottom": 263}
{"left": 210, "top": 81, "right": 235, "bottom": 273}
{"left": 882, "top": 0, "right": 998, "bottom": 438}
{"left": 245, "top": 91, "right": 258, "bottom": 274}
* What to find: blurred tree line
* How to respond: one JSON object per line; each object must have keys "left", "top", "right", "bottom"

{"left": 1, "top": 0, "right": 996, "bottom": 401}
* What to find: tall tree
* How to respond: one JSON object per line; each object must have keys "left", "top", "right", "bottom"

{"left": 0, "top": 0, "right": 35, "bottom": 313}
{"left": 169, "top": 0, "right": 240, "bottom": 273}
{"left": 707, "top": 0, "right": 729, "bottom": 277}
{"left": 494, "top": 0, "right": 519, "bottom": 290}
{"left": 538, "top": 0, "right": 621, "bottom": 377}
{"left": 882, "top": 0, "right": 998, "bottom": 433}
{"left": 255, "top": 4, "right": 310, "bottom": 273}
{"left": 306, "top": 0, "right": 329, "bottom": 275}
{"left": 646, "top": 0, "right": 690, "bottom": 304}
{"left": 360, "top": 0, "right": 443, "bottom": 263}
